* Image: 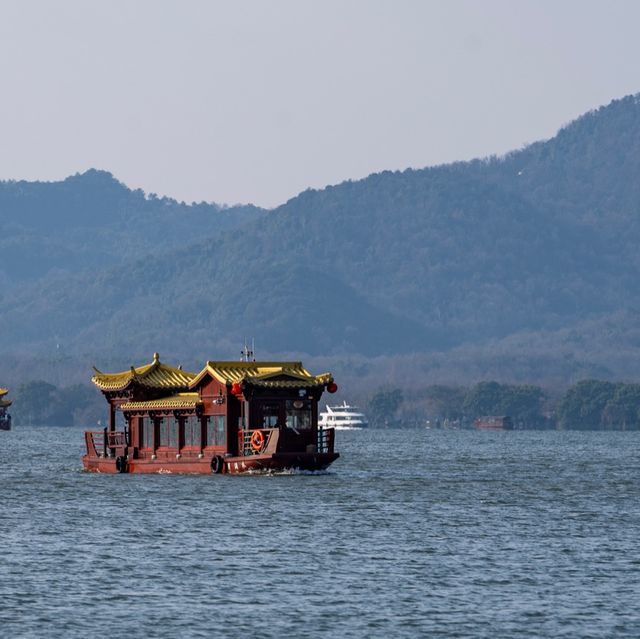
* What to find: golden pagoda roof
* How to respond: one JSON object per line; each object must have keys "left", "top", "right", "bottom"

{"left": 120, "top": 392, "right": 202, "bottom": 412}
{"left": 92, "top": 353, "right": 196, "bottom": 392}
{"left": 189, "top": 361, "right": 333, "bottom": 389}
{"left": 0, "top": 388, "right": 11, "bottom": 407}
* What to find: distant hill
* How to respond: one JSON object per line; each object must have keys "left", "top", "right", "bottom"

{"left": 0, "top": 169, "right": 264, "bottom": 285}
{"left": 2, "top": 94, "right": 640, "bottom": 386}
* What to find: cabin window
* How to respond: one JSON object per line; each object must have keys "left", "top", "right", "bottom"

{"left": 184, "top": 415, "right": 201, "bottom": 447}
{"left": 169, "top": 417, "right": 178, "bottom": 447}
{"left": 115, "top": 410, "right": 127, "bottom": 430}
{"left": 260, "top": 402, "right": 280, "bottom": 428}
{"left": 158, "top": 418, "right": 167, "bottom": 446}
{"left": 141, "top": 417, "right": 154, "bottom": 449}
{"left": 286, "top": 400, "right": 312, "bottom": 429}
{"left": 206, "top": 415, "right": 226, "bottom": 446}
{"left": 158, "top": 416, "right": 178, "bottom": 448}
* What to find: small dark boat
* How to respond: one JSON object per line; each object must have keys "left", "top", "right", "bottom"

{"left": 82, "top": 353, "right": 339, "bottom": 474}
{"left": 474, "top": 415, "right": 513, "bottom": 430}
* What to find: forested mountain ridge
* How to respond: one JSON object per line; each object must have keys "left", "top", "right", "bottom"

{"left": 0, "top": 169, "right": 265, "bottom": 285}
{"left": 2, "top": 94, "right": 640, "bottom": 386}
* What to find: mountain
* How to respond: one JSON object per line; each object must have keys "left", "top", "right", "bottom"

{"left": 0, "top": 169, "right": 265, "bottom": 285}
{"left": 2, "top": 94, "right": 640, "bottom": 385}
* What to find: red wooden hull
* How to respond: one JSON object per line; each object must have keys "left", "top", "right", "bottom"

{"left": 82, "top": 451, "right": 339, "bottom": 474}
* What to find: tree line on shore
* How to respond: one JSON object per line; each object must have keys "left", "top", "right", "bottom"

{"left": 8, "top": 378, "right": 640, "bottom": 431}
{"left": 10, "top": 381, "right": 103, "bottom": 428}
{"left": 367, "top": 380, "right": 640, "bottom": 430}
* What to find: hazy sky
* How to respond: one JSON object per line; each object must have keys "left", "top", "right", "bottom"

{"left": 1, "top": 0, "right": 639, "bottom": 208}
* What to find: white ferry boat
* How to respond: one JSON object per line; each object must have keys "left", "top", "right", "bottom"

{"left": 319, "top": 401, "right": 369, "bottom": 430}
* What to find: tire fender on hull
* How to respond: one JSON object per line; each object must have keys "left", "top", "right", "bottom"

{"left": 211, "top": 455, "right": 224, "bottom": 474}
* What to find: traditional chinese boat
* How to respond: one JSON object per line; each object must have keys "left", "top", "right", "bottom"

{"left": 0, "top": 388, "right": 12, "bottom": 431}
{"left": 82, "top": 353, "right": 339, "bottom": 474}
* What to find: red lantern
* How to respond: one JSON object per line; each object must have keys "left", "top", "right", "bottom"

{"left": 327, "top": 382, "right": 338, "bottom": 394}
{"left": 231, "top": 382, "right": 242, "bottom": 395}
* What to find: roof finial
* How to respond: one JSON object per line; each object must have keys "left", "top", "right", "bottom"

{"left": 153, "top": 352, "right": 160, "bottom": 363}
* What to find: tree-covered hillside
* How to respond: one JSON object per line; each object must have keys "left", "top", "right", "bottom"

{"left": 2, "top": 94, "right": 640, "bottom": 386}
{"left": 0, "top": 169, "right": 264, "bottom": 285}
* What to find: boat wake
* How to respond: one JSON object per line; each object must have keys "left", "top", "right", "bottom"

{"left": 246, "top": 467, "right": 334, "bottom": 477}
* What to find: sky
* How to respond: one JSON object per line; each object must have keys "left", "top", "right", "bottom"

{"left": 0, "top": 0, "right": 639, "bottom": 208}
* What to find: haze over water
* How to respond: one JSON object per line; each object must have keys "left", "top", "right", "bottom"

{"left": 2, "top": 428, "right": 639, "bottom": 638}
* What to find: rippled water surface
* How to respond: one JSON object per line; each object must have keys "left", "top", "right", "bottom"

{"left": 2, "top": 427, "right": 640, "bottom": 638}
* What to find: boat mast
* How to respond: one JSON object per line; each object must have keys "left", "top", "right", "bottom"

{"left": 240, "top": 338, "right": 256, "bottom": 362}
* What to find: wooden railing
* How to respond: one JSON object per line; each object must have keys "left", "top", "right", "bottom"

{"left": 107, "top": 431, "right": 128, "bottom": 447}
{"left": 85, "top": 429, "right": 128, "bottom": 457}
{"left": 85, "top": 430, "right": 107, "bottom": 457}
{"left": 239, "top": 427, "right": 334, "bottom": 455}
{"left": 317, "top": 427, "right": 335, "bottom": 454}
{"left": 240, "top": 428, "right": 276, "bottom": 456}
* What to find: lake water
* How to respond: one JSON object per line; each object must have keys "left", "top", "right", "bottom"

{"left": 1, "top": 427, "right": 640, "bottom": 638}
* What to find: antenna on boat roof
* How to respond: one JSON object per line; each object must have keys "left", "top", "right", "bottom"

{"left": 241, "top": 338, "right": 256, "bottom": 362}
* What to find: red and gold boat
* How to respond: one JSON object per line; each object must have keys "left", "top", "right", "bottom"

{"left": 82, "top": 353, "right": 339, "bottom": 474}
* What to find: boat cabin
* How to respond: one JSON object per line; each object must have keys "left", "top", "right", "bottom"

{"left": 0, "top": 388, "right": 11, "bottom": 431}
{"left": 82, "top": 353, "right": 339, "bottom": 474}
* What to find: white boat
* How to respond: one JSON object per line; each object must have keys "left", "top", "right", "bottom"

{"left": 319, "top": 401, "right": 369, "bottom": 430}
